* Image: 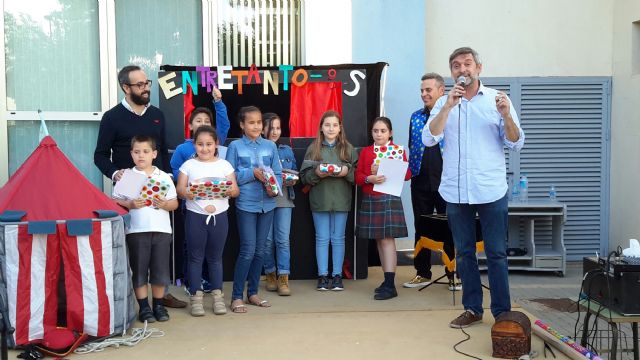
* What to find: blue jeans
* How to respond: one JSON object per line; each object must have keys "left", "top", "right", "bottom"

{"left": 264, "top": 207, "right": 292, "bottom": 275}
{"left": 232, "top": 209, "right": 274, "bottom": 300}
{"left": 311, "top": 211, "right": 348, "bottom": 277}
{"left": 446, "top": 194, "right": 511, "bottom": 318}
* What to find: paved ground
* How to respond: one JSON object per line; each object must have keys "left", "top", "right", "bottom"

{"left": 500, "top": 261, "right": 636, "bottom": 359}
{"left": 397, "top": 250, "right": 637, "bottom": 359}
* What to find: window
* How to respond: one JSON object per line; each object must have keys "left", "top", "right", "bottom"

{"left": 115, "top": 0, "right": 203, "bottom": 107}
{"left": 217, "top": 0, "right": 302, "bottom": 66}
{"left": 4, "top": 0, "right": 100, "bottom": 111}
{"left": 4, "top": 0, "right": 103, "bottom": 189}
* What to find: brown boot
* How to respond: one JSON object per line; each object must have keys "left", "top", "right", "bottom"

{"left": 277, "top": 274, "right": 291, "bottom": 296}
{"left": 265, "top": 272, "right": 277, "bottom": 291}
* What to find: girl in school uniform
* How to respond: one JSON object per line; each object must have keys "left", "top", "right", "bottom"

{"left": 300, "top": 110, "right": 358, "bottom": 291}
{"left": 355, "top": 117, "right": 411, "bottom": 300}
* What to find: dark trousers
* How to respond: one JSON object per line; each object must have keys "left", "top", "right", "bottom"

{"left": 410, "top": 179, "right": 446, "bottom": 278}
{"left": 185, "top": 211, "right": 229, "bottom": 294}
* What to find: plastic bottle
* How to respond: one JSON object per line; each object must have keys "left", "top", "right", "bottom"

{"left": 549, "top": 184, "right": 557, "bottom": 201}
{"left": 519, "top": 173, "right": 528, "bottom": 202}
{"left": 511, "top": 181, "right": 520, "bottom": 202}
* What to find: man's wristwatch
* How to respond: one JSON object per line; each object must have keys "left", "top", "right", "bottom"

{"left": 365, "top": 176, "right": 370, "bottom": 184}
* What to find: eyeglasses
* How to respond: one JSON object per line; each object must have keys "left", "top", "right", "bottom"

{"left": 126, "top": 80, "right": 152, "bottom": 89}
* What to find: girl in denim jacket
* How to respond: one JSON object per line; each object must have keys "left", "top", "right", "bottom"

{"left": 261, "top": 113, "right": 298, "bottom": 296}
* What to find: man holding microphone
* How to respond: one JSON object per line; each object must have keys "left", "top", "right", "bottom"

{"left": 422, "top": 47, "right": 525, "bottom": 328}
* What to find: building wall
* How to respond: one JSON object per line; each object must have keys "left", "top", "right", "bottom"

{"left": 351, "top": 0, "right": 426, "bottom": 249}
{"left": 425, "top": 0, "right": 640, "bottom": 254}
{"left": 425, "top": 0, "right": 613, "bottom": 77}
{"left": 610, "top": 1, "right": 640, "bottom": 250}
{"left": 303, "top": 0, "right": 352, "bottom": 65}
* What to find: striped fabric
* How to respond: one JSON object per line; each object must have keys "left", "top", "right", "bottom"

{"left": 4, "top": 221, "right": 114, "bottom": 345}
{"left": 358, "top": 194, "right": 408, "bottom": 239}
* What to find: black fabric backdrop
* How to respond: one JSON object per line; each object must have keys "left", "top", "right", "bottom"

{"left": 159, "top": 63, "right": 386, "bottom": 280}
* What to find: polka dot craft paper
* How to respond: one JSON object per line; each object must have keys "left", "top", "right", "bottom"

{"left": 189, "top": 177, "right": 233, "bottom": 200}
{"left": 374, "top": 144, "right": 404, "bottom": 165}
{"left": 140, "top": 177, "right": 170, "bottom": 208}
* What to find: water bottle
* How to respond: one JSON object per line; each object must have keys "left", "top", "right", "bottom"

{"left": 511, "top": 181, "right": 520, "bottom": 202}
{"left": 549, "top": 185, "right": 557, "bottom": 201}
{"left": 519, "top": 173, "right": 528, "bottom": 202}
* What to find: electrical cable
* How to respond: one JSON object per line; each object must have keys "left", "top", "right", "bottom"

{"left": 73, "top": 321, "right": 164, "bottom": 354}
{"left": 453, "top": 327, "right": 483, "bottom": 360}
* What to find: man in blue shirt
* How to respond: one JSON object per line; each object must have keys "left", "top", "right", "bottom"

{"left": 423, "top": 47, "right": 525, "bottom": 328}
{"left": 403, "top": 73, "right": 447, "bottom": 289}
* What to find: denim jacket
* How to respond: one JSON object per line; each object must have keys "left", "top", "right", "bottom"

{"left": 226, "top": 135, "right": 282, "bottom": 213}
{"left": 278, "top": 143, "right": 298, "bottom": 201}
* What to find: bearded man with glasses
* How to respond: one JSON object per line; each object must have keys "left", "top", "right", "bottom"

{"left": 94, "top": 65, "right": 187, "bottom": 310}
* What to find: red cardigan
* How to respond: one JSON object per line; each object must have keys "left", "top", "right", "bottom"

{"left": 355, "top": 142, "right": 412, "bottom": 196}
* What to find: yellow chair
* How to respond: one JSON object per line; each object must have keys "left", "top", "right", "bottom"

{"left": 414, "top": 236, "right": 485, "bottom": 275}
{"left": 413, "top": 235, "right": 485, "bottom": 304}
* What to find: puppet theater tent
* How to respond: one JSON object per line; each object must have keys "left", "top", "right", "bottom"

{"left": 0, "top": 136, "right": 135, "bottom": 347}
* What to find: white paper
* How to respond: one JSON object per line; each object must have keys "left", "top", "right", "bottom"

{"left": 218, "top": 145, "right": 228, "bottom": 160}
{"left": 113, "top": 169, "right": 148, "bottom": 199}
{"left": 373, "top": 158, "right": 408, "bottom": 197}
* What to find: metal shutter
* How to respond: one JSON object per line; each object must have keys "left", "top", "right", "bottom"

{"left": 517, "top": 78, "right": 610, "bottom": 260}
{"left": 445, "top": 77, "right": 610, "bottom": 260}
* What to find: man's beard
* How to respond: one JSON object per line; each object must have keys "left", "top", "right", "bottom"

{"left": 130, "top": 91, "right": 151, "bottom": 106}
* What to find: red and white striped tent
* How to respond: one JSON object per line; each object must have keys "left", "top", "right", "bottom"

{"left": 0, "top": 136, "right": 135, "bottom": 346}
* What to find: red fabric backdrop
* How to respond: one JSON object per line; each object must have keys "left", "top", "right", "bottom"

{"left": 289, "top": 82, "right": 343, "bottom": 137}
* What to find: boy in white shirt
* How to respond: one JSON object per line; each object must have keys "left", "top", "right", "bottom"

{"left": 114, "top": 135, "right": 178, "bottom": 323}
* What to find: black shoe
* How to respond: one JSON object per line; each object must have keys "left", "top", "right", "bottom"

{"left": 374, "top": 282, "right": 385, "bottom": 293}
{"left": 138, "top": 307, "right": 156, "bottom": 323}
{"left": 331, "top": 275, "right": 344, "bottom": 291}
{"left": 374, "top": 286, "right": 398, "bottom": 300}
{"left": 317, "top": 276, "right": 329, "bottom": 291}
{"left": 153, "top": 304, "right": 170, "bottom": 322}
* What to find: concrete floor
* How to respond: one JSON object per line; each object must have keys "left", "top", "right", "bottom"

{"left": 11, "top": 265, "right": 582, "bottom": 360}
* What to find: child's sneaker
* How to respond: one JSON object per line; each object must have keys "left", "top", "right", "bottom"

{"left": 212, "top": 290, "right": 227, "bottom": 315}
{"left": 316, "top": 276, "right": 329, "bottom": 291}
{"left": 190, "top": 290, "right": 205, "bottom": 317}
{"left": 330, "top": 275, "right": 344, "bottom": 291}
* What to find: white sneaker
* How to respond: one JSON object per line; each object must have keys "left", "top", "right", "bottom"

{"left": 448, "top": 281, "right": 462, "bottom": 291}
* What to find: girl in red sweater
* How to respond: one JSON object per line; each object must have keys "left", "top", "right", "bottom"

{"left": 355, "top": 117, "right": 411, "bottom": 300}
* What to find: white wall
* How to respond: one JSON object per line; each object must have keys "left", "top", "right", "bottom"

{"left": 351, "top": 0, "right": 426, "bottom": 250}
{"left": 610, "top": 1, "right": 640, "bottom": 250}
{"left": 303, "top": 0, "right": 352, "bottom": 65}
{"left": 426, "top": 0, "right": 613, "bottom": 77}
{"left": 425, "top": 0, "right": 640, "bottom": 254}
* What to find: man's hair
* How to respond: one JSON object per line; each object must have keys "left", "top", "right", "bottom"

{"left": 118, "top": 65, "right": 142, "bottom": 91}
{"left": 130, "top": 135, "right": 156, "bottom": 150}
{"left": 421, "top": 72, "right": 445, "bottom": 87}
{"left": 448, "top": 47, "right": 482, "bottom": 69}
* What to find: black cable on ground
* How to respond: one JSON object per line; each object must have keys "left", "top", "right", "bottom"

{"left": 453, "top": 327, "right": 483, "bottom": 360}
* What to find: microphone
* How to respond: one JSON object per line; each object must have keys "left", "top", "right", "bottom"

{"left": 455, "top": 76, "right": 468, "bottom": 105}
{"left": 456, "top": 76, "right": 469, "bottom": 87}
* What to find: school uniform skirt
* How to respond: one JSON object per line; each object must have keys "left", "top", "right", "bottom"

{"left": 358, "top": 193, "right": 408, "bottom": 240}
